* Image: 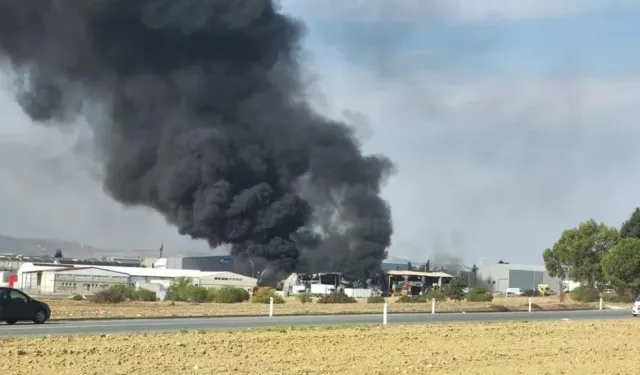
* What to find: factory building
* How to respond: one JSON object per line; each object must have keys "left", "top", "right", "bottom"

{"left": 16, "top": 262, "right": 257, "bottom": 296}
{"left": 477, "top": 263, "right": 560, "bottom": 293}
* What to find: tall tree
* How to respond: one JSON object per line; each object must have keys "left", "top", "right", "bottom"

{"left": 601, "top": 238, "right": 640, "bottom": 296}
{"left": 542, "top": 219, "right": 618, "bottom": 287}
{"left": 620, "top": 208, "right": 640, "bottom": 239}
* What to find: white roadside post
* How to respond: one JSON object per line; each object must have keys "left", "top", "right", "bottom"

{"left": 431, "top": 298, "right": 436, "bottom": 315}
{"left": 528, "top": 298, "right": 532, "bottom": 313}
{"left": 383, "top": 302, "right": 388, "bottom": 325}
{"left": 599, "top": 297, "right": 603, "bottom": 310}
{"left": 269, "top": 297, "right": 274, "bottom": 317}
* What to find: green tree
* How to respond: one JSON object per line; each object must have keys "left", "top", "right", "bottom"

{"left": 620, "top": 208, "right": 640, "bottom": 239}
{"left": 542, "top": 219, "right": 618, "bottom": 288}
{"left": 602, "top": 238, "right": 640, "bottom": 296}
{"left": 443, "top": 276, "right": 466, "bottom": 301}
{"left": 542, "top": 247, "right": 567, "bottom": 288}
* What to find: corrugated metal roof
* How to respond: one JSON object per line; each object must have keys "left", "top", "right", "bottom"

{"left": 17, "top": 262, "right": 250, "bottom": 280}
{"left": 99, "top": 265, "right": 213, "bottom": 278}
{"left": 385, "top": 270, "right": 454, "bottom": 278}
{"left": 0, "top": 254, "right": 139, "bottom": 267}
{"left": 22, "top": 266, "right": 132, "bottom": 276}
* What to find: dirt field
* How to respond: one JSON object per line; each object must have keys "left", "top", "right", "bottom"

{"left": 42, "top": 296, "right": 596, "bottom": 320}
{"left": 1, "top": 319, "right": 636, "bottom": 375}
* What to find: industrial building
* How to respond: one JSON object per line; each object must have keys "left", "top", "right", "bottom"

{"left": 476, "top": 263, "right": 560, "bottom": 293}
{"left": 16, "top": 262, "right": 258, "bottom": 296}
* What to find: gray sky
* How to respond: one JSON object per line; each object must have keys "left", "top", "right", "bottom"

{"left": 1, "top": 1, "right": 639, "bottom": 265}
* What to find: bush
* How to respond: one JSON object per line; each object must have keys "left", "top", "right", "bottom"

{"left": 443, "top": 278, "right": 466, "bottom": 301}
{"left": 367, "top": 296, "right": 386, "bottom": 303}
{"left": 91, "top": 284, "right": 148, "bottom": 304}
{"left": 469, "top": 286, "right": 488, "bottom": 294}
{"left": 601, "top": 292, "right": 635, "bottom": 303}
{"left": 396, "top": 295, "right": 428, "bottom": 303}
{"left": 71, "top": 294, "right": 84, "bottom": 301}
{"left": 466, "top": 286, "right": 493, "bottom": 302}
{"left": 108, "top": 284, "right": 137, "bottom": 299}
{"left": 316, "top": 291, "right": 357, "bottom": 304}
{"left": 165, "top": 277, "right": 195, "bottom": 302}
{"left": 569, "top": 286, "right": 600, "bottom": 303}
{"left": 296, "top": 292, "right": 313, "bottom": 303}
{"left": 251, "top": 288, "right": 285, "bottom": 304}
{"left": 90, "top": 286, "right": 130, "bottom": 304}
{"left": 135, "top": 288, "right": 158, "bottom": 301}
{"left": 210, "top": 286, "right": 251, "bottom": 303}
{"left": 185, "top": 285, "right": 211, "bottom": 303}
{"left": 466, "top": 292, "right": 493, "bottom": 302}
{"left": 424, "top": 290, "right": 446, "bottom": 302}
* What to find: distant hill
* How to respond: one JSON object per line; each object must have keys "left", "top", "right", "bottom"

{"left": 0, "top": 233, "right": 210, "bottom": 259}
{"left": 0, "top": 234, "right": 103, "bottom": 255}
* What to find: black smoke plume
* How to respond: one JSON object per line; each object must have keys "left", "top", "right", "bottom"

{"left": 0, "top": 0, "right": 394, "bottom": 279}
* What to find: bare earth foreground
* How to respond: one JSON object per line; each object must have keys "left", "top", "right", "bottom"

{"left": 1, "top": 320, "right": 637, "bottom": 375}
{"left": 43, "top": 296, "right": 596, "bottom": 320}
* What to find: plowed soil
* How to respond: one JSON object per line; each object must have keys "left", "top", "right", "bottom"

{"left": 43, "top": 296, "right": 595, "bottom": 320}
{"left": 1, "top": 319, "right": 636, "bottom": 375}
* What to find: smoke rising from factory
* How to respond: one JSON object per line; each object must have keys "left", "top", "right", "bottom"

{"left": 0, "top": 0, "right": 394, "bottom": 279}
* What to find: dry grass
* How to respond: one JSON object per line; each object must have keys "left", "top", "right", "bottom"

{"left": 1, "top": 319, "right": 637, "bottom": 374}
{"left": 43, "top": 295, "right": 595, "bottom": 320}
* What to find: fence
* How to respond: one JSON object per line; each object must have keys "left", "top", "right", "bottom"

{"left": 264, "top": 297, "right": 606, "bottom": 324}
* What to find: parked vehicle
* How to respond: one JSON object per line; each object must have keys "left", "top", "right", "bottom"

{"left": 0, "top": 287, "right": 51, "bottom": 325}
{"left": 633, "top": 296, "right": 640, "bottom": 317}
{"left": 506, "top": 287, "right": 524, "bottom": 296}
{"left": 537, "top": 284, "right": 553, "bottom": 296}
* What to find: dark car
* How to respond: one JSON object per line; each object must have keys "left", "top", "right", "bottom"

{"left": 0, "top": 287, "right": 51, "bottom": 325}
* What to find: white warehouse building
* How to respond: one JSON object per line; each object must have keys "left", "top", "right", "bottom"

{"left": 477, "top": 263, "right": 560, "bottom": 294}
{"left": 16, "top": 262, "right": 258, "bottom": 296}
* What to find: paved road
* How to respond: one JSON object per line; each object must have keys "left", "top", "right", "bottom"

{"left": 0, "top": 309, "right": 632, "bottom": 338}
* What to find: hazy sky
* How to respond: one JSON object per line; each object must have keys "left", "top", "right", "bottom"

{"left": 1, "top": 1, "right": 639, "bottom": 265}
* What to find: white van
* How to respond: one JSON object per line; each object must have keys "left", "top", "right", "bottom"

{"left": 505, "top": 287, "right": 524, "bottom": 296}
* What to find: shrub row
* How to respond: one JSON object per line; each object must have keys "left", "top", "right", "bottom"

{"left": 88, "top": 281, "right": 502, "bottom": 305}
{"left": 90, "top": 283, "right": 252, "bottom": 304}
{"left": 251, "top": 288, "right": 285, "bottom": 304}
{"left": 569, "top": 285, "right": 636, "bottom": 303}
{"left": 166, "top": 284, "right": 251, "bottom": 303}
{"left": 394, "top": 286, "right": 493, "bottom": 303}
{"left": 317, "top": 291, "right": 357, "bottom": 304}
{"left": 569, "top": 286, "right": 600, "bottom": 303}
{"left": 90, "top": 285, "right": 158, "bottom": 304}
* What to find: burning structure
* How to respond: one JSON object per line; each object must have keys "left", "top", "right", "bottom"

{"left": 0, "top": 0, "right": 394, "bottom": 282}
{"left": 279, "top": 271, "right": 386, "bottom": 298}
{"left": 276, "top": 268, "right": 454, "bottom": 298}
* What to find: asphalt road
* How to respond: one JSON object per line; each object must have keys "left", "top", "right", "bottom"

{"left": 0, "top": 309, "right": 633, "bottom": 338}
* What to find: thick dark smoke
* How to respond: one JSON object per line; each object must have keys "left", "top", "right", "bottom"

{"left": 0, "top": 0, "right": 394, "bottom": 279}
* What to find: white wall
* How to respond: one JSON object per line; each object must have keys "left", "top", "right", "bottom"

{"left": 56, "top": 267, "right": 127, "bottom": 277}
{"left": 198, "top": 272, "right": 257, "bottom": 292}
{"left": 40, "top": 271, "right": 56, "bottom": 293}
{"left": 344, "top": 288, "right": 372, "bottom": 298}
